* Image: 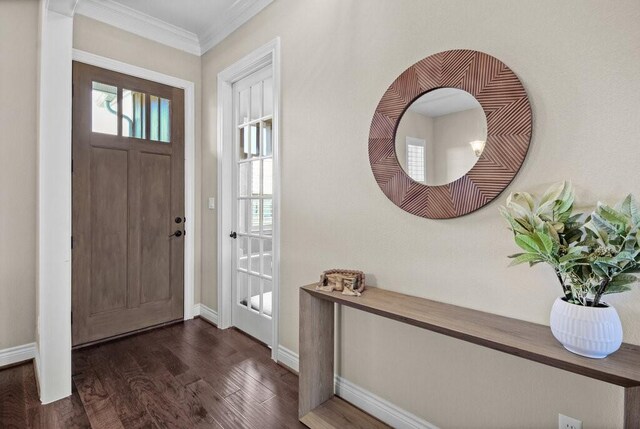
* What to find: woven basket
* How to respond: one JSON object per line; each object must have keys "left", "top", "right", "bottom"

{"left": 319, "top": 269, "right": 366, "bottom": 293}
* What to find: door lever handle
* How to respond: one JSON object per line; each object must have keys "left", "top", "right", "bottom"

{"left": 229, "top": 231, "right": 237, "bottom": 239}
{"left": 169, "top": 230, "right": 183, "bottom": 238}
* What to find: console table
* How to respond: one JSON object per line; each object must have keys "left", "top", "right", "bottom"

{"left": 298, "top": 284, "right": 640, "bottom": 428}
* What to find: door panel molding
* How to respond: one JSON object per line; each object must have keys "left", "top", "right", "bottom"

{"left": 217, "top": 38, "right": 281, "bottom": 360}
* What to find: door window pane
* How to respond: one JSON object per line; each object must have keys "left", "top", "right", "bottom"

{"left": 150, "top": 96, "right": 159, "bottom": 141}
{"left": 263, "top": 77, "right": 273, "bottom": 117}
{"left": 263, "top": 239, "right": 272, "bottom": 277}
{"left": 262, "top": 199, "right": 273, "bottom": 236}
{"left": 122, "top": 89, "right": 145, "bottom": 139}
{"left": 239, "top": 88, "right": 250, "bottom": 125}
{"left": 250, "top": 238, "right": 260, "bottom": 273}
{"left": 249, "top": 124, "right": 260, "bottom": 157}
{"left": 250, "top": 276, "right": 261, "bottom": 313}
{"left": 251, "top": 160, "right": 261, "bottom": 196}
{"left": 262, "top": 120, "right": 272, "bottom": 157}
{"left": 238, "top": 237, "right": 248, "bottom": 271}
{"left": 237, "top": 272, "right": 248, "bottom": 306}
{"left": 263, "top": 159, "right": 273, "bottom": 195}
{"left": 238, "top": 163, "right": 249, "bottom": 197}
{"left": 160, "top": 98, "right": 171, "bottom": 142}
{"left": 239, "top": 127, "right": 249, "bottom": 160}
{"left": 92, "top": 82, "right": 118, "bottom": 135}
{"left": 251, "top": 200, "right": 260, "bottom": 234}
{"left": 250, "top": 82, "right": 262, "bottom": 120}
{"left": 150, "top": 95, "right": 171, "bottom": 143}
{"left": 238, "top": 200, "right": 248, "bottom": 234}
{"left": 263, "top": 279, "right": 272, "bottom": 318}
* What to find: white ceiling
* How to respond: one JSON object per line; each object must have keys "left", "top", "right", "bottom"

{"left": 75, "top": 0, "right": 273, "bottom": 55}
{"left": 409, "top": 88, "right": 482, "bottom": 117}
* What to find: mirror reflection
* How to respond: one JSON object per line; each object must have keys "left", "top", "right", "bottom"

{"left": 395, "top": 88, "right": 487, "bottom": 186}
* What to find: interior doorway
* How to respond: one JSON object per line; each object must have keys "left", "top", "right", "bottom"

{"left": 230, "top": 66, "right": 275, "bottom": 345}
{"left": 72, "top": 62, "right": 185, "bottom": 346}
{"left": 217, "top": 38, "right": 281, "bottom": 355}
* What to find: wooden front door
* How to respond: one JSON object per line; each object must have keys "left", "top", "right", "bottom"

{"left": 72, "top": 62, "right": 185, "bottom": 346}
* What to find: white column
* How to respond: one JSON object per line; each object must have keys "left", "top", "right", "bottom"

{"left": 37, "top": 2, "right": 75, "bottom": 404}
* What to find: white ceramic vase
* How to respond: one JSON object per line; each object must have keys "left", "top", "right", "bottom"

{"left": 549, "top": 297, "right": 623, "bottom": 359}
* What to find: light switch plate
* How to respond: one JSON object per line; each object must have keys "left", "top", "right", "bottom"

{"left": 208, "top": 197, "right": 215, "bottom": 210}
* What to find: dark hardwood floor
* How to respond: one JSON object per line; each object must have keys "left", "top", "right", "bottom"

{"left": 0, "top": 319, "right": 305, "bottom": 428}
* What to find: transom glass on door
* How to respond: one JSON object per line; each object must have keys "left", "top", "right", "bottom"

{"left": 234, "top": 70, "right": 274, "bottom": 322}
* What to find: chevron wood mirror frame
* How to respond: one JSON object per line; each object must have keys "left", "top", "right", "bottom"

{"left": 369, "top": 49, "right": 532, "bottom": 219}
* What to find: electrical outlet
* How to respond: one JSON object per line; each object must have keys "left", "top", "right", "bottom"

{"left": 208, "top": 197, "right": 215, "bottom": 210}
{"left": 559, "top": 414, "right": 582, "bottom": 429}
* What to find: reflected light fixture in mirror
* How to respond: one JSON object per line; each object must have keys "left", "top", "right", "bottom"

{"left": 395, "top": 88, "right": 487, "bottom": 186}
{"left": 469, "top": 140, "right": 486, "bottom": 157}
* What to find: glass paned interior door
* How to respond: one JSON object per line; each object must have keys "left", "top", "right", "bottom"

{"left": 232, "top": 66, "right": 274, "bottom": 345}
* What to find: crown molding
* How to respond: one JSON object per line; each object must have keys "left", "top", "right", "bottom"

{"left": 74, "top": 0, "right": 273, "bottom": 57}
{"left": 75, "top": 0, "right": 202, "bottom": 56}
{"left": 48, "top": 0, "right": 79, "bottom": 17}
{"left": 199, "top": 0, "right": 274, "bottom": 55}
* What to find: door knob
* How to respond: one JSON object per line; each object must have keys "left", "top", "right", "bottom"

{"left": 169, "top": 230, "right": 183, "bottom": 238}
{"left": 229, "top": 231, "right": 237, "bottom": 239}
{"left": 175, "top": 217, "right": 183, "bottom": 224}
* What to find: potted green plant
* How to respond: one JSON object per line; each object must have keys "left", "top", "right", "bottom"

{"left": 500, "top": 182, "right": 640, "bottom": 358}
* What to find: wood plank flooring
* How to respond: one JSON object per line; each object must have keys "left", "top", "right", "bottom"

{"left": 0, "top": 319, "right": 306, "bottom": 429}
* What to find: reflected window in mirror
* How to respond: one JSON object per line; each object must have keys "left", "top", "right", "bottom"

{"left": 405, "top": 137, "right": 426, "bottom": 183}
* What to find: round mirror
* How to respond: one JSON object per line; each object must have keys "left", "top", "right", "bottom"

{"left": 395, "top": 88, "right": 487, "bottom": 186}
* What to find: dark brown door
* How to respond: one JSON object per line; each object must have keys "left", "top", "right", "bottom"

{"left": 72, "top": 62, "right": 185, "bottom": 346}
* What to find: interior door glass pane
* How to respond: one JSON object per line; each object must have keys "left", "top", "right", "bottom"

{"left": 238, "top": 162, "right": 249, "bottom": 197}
{"left": 263, "top": 279, "right": 272, "bottom": 318}
{"left": 263, "top": 77, "right": 273, "bottom": 117}
{"left": 251, "top": 160, "right": 261, "bottom": 196}
{"left": 250, "top": 238, "right": 260, "bottom": 273}
{"left": 263, "top": 159, "right": 272, "bottom": 195}
{"left": 250, "top": 276, "right": 261, "bottom": 313}
{"left": 237, "top": 272, "right": 248, "bottom": 307}
{"left": 262, "top": 199, "right": 273, "bottom": 236}
{"left": 159, "top": 98, "right": 171, "bottom": 142}
{"left": 250, "top": 82, "right": 262, "bottom": 120}
{"left": 122, "top": 89, "right": 145, "bottom": 139}
{"left": 92, "top": 82, "right": 118, "bottom": 135}
{"left": 238, "top": 200, "right": 248, "bottom": 234}
{"left": 238, "top": 237, "right": 248, "bottom": 271}
{"left": 262, "top": 120, "right": 272, "bottom": 156}
{"left": 249, "top": 124, "right": 260, "bottom": 157}
{"left": 150, "top": 95, "right": 159, "bottom": 141}
{"left": 239, "top": 127, "right": 249, "bottom": 160}
{"left": 263, "top": 238, "right": 272, "bottom": 278}
{"left": 251, "top": 200, "right": 260, "bottom": 234}
{"left": 239, "top": 88, "right": 250, "bottom": 124}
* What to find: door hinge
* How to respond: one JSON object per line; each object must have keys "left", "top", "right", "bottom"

{"left": 71, "top": 311, "right": 73, "bottom": 325}
{"left": 71, "top": 159, "right": 74, "bottom": 173}
{"left": 71, "top": 236, "right": 74, "bottom": 249}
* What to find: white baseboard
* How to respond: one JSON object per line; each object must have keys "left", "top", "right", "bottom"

{"left": 276, "top": 345, "right": 437, "bottom": 429}
{"left": 193, "top": 303, "right": 218, "bottom": 326}
{"left": 276, "top": 345, "right": 300, "bottom": 373}
{"left": 0, "top": 342, "right": 37, "bottom": 368}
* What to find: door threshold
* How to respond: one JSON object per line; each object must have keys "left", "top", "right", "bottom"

{"left": 72, "top": 318, "right": 183, "bottom": 350}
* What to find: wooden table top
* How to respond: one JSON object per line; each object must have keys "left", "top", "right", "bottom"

{"left": 301, "top": 284, "right": 640, "bottom": 387}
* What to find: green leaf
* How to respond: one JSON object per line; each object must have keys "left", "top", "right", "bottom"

{"left": 515, "top": 234, "right": 542, "bottom": 253}
{"left": 535, "top": 230, "right": 555, "bottom": 254}
{"left": 509, "top": 253, "right": 544, "bottom": 266}
{"left": 598, "top": 203, "right": 629, "bottom": 227}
